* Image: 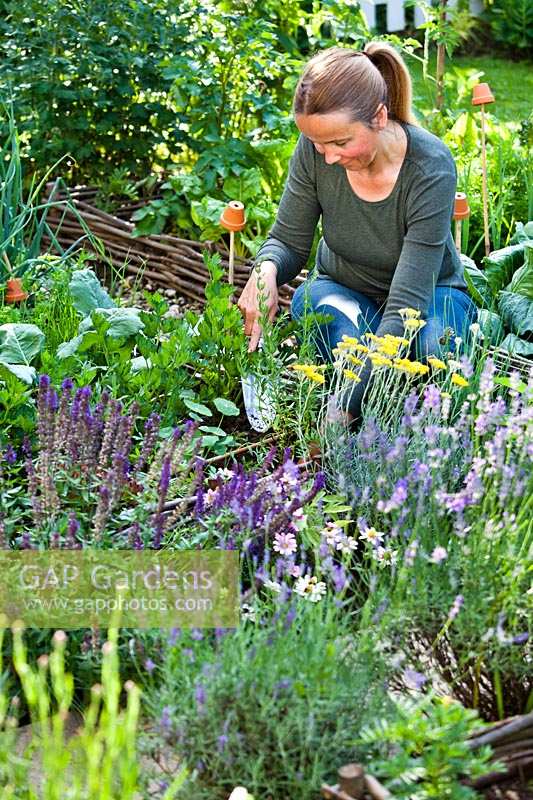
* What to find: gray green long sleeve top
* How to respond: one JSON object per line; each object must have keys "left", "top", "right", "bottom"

{"left": 254, "top": 121, "right": 467, "bottom": 340}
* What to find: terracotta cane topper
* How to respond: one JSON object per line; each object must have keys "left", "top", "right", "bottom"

{"left": 220, "top": 200, "right": 246, "bottom": 287}
{"left": 472, "top": 83, "right": 495, "bottom": 106}
{"left": 453, "top": 192, "right": 470, "bottom": 253}
{"left": 5, "top": 277, "right": 28, "bottom": 304}
{"left": 220, "top": 200, "right": 246, "bottom": 232}
{"left": 472, "top": 82, "right": 495, "bottom": 257}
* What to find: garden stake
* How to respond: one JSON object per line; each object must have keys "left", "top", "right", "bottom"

{"left": 453, "top": 192, "right": 470, "bottom": 253}
{"left": 220, "top": 200, "right": 246, "bottom": 287}
{"left": 472, "top": 82, "right": 495, "bottom": 257}
{"left": 321, "top": 763, "right": 391, "bottom": 800}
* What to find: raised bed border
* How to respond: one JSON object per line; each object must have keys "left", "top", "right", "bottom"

{"left": 42, "top": 182, "right": 305, "bottom": 308}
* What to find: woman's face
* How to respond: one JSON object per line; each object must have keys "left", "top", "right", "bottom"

{"left": 295, "top": 108, "right": 386, "bottom": 172}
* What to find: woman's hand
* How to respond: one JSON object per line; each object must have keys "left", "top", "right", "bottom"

{"left": 237, "top": 261, "right": 279, "bottom": 352}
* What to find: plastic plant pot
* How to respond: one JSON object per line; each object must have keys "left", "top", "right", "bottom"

{"left": 220, "top": 201, "right": 246, "bottom": 232}
{"left": 5, "top": 278, "right": 28, "bottom": 304}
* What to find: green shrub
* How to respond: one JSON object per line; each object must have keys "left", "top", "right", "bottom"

{"left": 482, "top": 0, "right": 533, "bottom": 54}
{"left": 0, "top": 0, "right": 187, "bottom": 182}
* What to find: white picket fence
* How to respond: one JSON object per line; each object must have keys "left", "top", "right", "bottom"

{"left": 359, "top": 0, "right": 484, "bottom": 32}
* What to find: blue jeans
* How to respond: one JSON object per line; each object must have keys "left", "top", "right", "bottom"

{"left": 291, "top": 275, "right": 478, "bottom": 363}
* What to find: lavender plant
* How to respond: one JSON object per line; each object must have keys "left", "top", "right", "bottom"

{"left": 144, "top": 598, "right": 389, "bottom": 800}
{"left": 328, "top": 358, "right": 532, "bottom": 718}
{"left": 0, "top": 375, "right": 199, "bottom": 546}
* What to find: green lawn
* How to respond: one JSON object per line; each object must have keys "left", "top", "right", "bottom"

{"left": 406, "top": 52, "right": 533, "bottom": 122}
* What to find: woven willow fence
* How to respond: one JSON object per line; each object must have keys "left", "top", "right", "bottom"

{"left": 43, "top": 183, "right": 304, "bottom": 308}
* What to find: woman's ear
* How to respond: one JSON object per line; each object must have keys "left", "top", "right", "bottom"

{"left": 374, "top": 103, "right": 388, "bottom": 130}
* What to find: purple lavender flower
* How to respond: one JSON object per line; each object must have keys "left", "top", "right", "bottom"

{"left": 448, "top": 594, "right": 464, "bottom": 621}
{"left": 378, "top": 477, "right": 408, "bottom": 513}
{"left": 403, "top": 668, "right": 427, "bottom": 690}
{"left": 2, "top": 445, "right": 17, "bottom": 465}
{"left": 194, "top": 682, "right": 206, "bottom": 710}
{"left": 330, "top": 563, "right": 349, "bottom": 594}
{"left": 160, "top": 706, "right": 173, "bottom": 733}
{"left": 168, "top": 628, "right": 181, "bottom": 646}
{"left": 404, "top": 539, "right": 419, "bottom": 567}
{"left": 145, "top": 658, "right": 156, "bottom": 674}
{"left": 21, "top": 532, "right": 33, "bottom": 549}
{"left": 423, "top": 384, "right": 441, "bottom": 412}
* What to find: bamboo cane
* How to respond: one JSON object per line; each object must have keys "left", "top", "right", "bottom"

{"left": 472, "top": 83, "right": 495, "bottom": 257}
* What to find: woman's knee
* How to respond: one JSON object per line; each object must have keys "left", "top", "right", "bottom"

{"left": 417, "top": 290, "right": 478, "bottom": 359}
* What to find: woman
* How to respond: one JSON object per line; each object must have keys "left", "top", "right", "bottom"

{"left": 237, "top": 43, "right": 477, "bottom": 418}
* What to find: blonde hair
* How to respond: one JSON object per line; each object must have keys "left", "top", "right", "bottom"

{"left": 293, "top": 43, "right": 417, "bottom": 127}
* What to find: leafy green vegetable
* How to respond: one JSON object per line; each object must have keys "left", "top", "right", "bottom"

{"left": 483, "top": 244, "right": 525, "bottom": 295}
{"left": 183, "top": 398, "right": 212, "bottom": 417}
{"left": 462, "top": 255, "right": 492, "bottom": 307}
{"left": 78, "top": 308, "right": 144, "bottom": 339}
{"left": 56, "top": 335, "right": 85, "bottom": 360}
{"left": 213, "top": 397, "right": 240, "bottom": 416}
{"left": 499, "top": 333, "right": 533, "bottom": 357}
{"left": 0, "top": 361, "right": 36, "bottom": 384}
{"left": 69, "top": 269, "right": 115, "bottom": 316}
{"left": 0, "top": 323, "right": 45, "bottom": 365}
{"left": 507, "top": 259, "right": 533, "bottom": 300}
{"left": 476, "top": 309, "right": 505, "bottom": 346}
{"left": 498, "top": 290, "right": 533, "bottom": 337}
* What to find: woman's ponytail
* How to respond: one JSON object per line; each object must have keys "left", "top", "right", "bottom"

{"left": 364, "top": 42, "right": 417, "bottom": 125}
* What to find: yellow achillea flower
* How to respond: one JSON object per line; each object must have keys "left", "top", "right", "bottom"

{"left": 336, "top": 341, "right": 356, "bottom": 351}
{"left": 354, "top": 344, "right": 370, "bottom": 354}
{"left": 428, "top": 356, "right": 446, "bottom": 370}
{"left": 290, "top": 364, "right": 313, "bottom": 373}
{"left": 451, "top": 373, "right": 469, "bottom": 388}
{"left": 369, "top": 353, "right": 392, "bottom": 368}
{"left": 411, "top": 361, "right": 430, "bottom": 375}
{"left": 403, "top": 318, "right": 427, "bottom": 331}
{"left": 290, "top": 363, "right": 325, "bottom": 372}
{"left": 343, "top": 369, "right": 361, "bottom": 382}
{"left": 384, "top": 334, "right": 410, "bottom": 347}
{"left": 290, "top": 364, "right": 326, "bottom": 383}
{"left": 392, "top": 358, "right": 419, "bottom": 374}
{"left": 392, "top": 358, "right": 429, "bottom": 375}
{"left": 341, "top": 335, "right": 359, "bottom": 345}
{"left": 398, "top": 307, "right": 421, "bottom": 319}
{"left": 378, "top": 341, "right": 401, "bottom": 357}
{"left": 346, "top": 354, "right": 364, "bottom": 366}
{"left": 362, "top": 332, "right": 380, "bottom": 342}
